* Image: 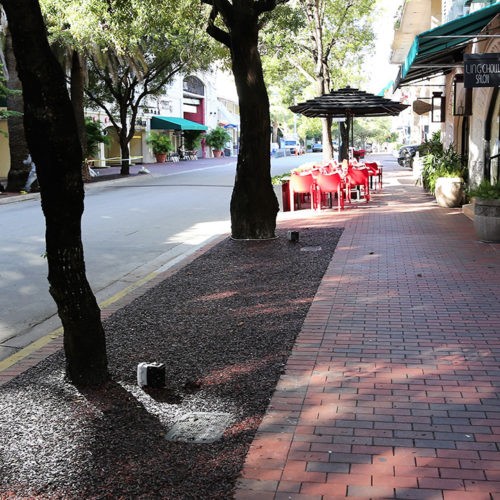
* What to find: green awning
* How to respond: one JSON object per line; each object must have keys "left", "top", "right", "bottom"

{"left": 150, "top": 116, "right": 208, "bottom": 131}
{"left": 396, "top": 2, "right": 500, "bottom": 87}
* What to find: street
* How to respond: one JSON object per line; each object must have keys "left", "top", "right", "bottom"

{"left": 0, "top": 153, "right": 311, "bottom": 361}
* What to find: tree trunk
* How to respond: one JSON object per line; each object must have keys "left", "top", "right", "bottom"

{"left": 5, "top": 28, "right": 30, "bottom": 192}
{"left": 120, "top": 138, "right": 130, "bottom": 175}
{"left": 322, "top": 117, "right": 334, "bottom": 161}
{"left": 70, "top": 50, "right": 87, "bottom": 158}
{"left": 339, "top": 116, "right": 350, "bottom": 162}
{"left": 2, "top": 0, "right": 109, "bottom": 387}
{"left": 229, "top": 14, "right": 278, "bottom": 239}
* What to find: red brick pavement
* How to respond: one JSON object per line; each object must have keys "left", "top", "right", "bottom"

{"left": 235, "top": 164, "right": 500, "bottom": 499}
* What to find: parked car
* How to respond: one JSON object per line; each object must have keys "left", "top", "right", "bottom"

{"left": 311, "top": 142, "right": 323, "bottom": 153}
{"left": 398, "top": 144, "right": 422, "bottom": 166}
{"left": 284, "top": 139, "right": 305, "bottom": 155}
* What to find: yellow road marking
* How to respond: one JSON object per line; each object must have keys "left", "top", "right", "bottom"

{"left": 98, "top": 271, "right": 157, "bottom": 308}
{"left": 0, "top": 328, "right": 63, "bottom": 372}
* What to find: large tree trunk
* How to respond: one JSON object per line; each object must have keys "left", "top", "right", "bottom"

{"left": 339, "top": 116, "right": 350, "bottom": 162}
{"left": 120, "top": 138, "right": 131, "bottom": 175}
{"left": 322, "top": 116, "right": 334, "bottom": 161}
{"left": 5, "top": 29, "right": 30, "bottom": 192}
{"left": 70, "top": 50, "right": 87, "bottom": 157}
{"left": 229, "top": 14, "right": 278, "bottom": 239}
{"left": 2, "top": 0, "right": 109, "bottom": 386}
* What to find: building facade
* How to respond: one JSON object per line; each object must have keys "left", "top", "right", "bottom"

{"left": 391, "top": 0, "right": 500, "bottom": 187}
{"left": 0, "top": 61, "right": 240, "bottom": 181}
{"left": 83, "top": 70, "right": 239, "bottom": 166}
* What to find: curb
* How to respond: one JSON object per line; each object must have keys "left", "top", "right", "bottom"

{"left": 0, "top": 231, "right": 229, "bottom": 387}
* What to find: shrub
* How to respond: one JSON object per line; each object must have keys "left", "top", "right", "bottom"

{"left": 183, "top": 130, "right": 203, "bottom": 151}
{"left": 469, "top": 180, "right": 500, "bottom": 200}
{"left": 85, "top": 118, "right": 110, "bottom": 158}
{"left": 205, "top": 126, "right": 231, "bottom": 150}
{"left": 146, "top": 131, "right": 173, "bottom": 154}
{"left": 421, "top": 132, "right": 466, "bottom": 193}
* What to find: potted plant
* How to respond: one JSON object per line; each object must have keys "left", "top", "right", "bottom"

{"left": 469, "top": 180, "right": 500, "bottom": 243}
{"left": 146, "top": 131, "right": 173, "bottom": 162}
{"left": 272, "top": 171, "right": 292, "bottom": 212}
{"left": 204, "top": 126, "right": 231, "bottom": 158}
{"left": 421, "top": 132, "right": 467, "bottom": 208}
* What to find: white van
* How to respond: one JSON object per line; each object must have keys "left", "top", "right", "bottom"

{"left": 283, "top": 139, "right": 304, "bottom": 155}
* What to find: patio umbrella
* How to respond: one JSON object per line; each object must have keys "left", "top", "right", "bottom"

{"left": 289, "top": 86, "right": 409, "bottom": 160}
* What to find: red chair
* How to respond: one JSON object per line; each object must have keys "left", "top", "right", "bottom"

{"left": 364, "top": 161, "right": 383, "bottom": 190}
{"left": 289, "top": 173, "right": 316, "bottom": 211}
{"left": 347, "top": 167, "right": 370, "bottom": 203}
{"left": 316, "top": 172, "right": 345, "bottom": 211}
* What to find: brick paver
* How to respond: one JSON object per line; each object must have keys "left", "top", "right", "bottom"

{"left": 236, "top": 162, "right": 500, "bottom": 499}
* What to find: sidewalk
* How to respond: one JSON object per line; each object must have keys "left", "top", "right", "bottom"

{"left": 235, "top": 164, "right": 500, "bottom": 499}
{"left": 0, "top": 156, "right": 238, "bottom": 205}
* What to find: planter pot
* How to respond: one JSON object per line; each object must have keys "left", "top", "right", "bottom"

{"left": 434, "top": 177, "right": 464, "bottom": 208}
{"left": 273, "top": 180, "right": 291, "bottom": 212}
{"left": 473, "top": 198, "right": 500, "bottom": 243}
{"left": 155, "top": 153, "right": 167, "bottom": 163}
{"left": 212, "top": 149, "right": 223, "bottom": 158}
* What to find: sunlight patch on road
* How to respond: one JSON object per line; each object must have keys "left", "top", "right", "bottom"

{"left": 166, "top": 220, "right": 230, "bottom": 246}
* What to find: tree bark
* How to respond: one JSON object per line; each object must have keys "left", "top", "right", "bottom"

{"left": 2, "top": 0, "right": 109, "bottom": 386}
{"left": 322, "top": 117, "right": 334, "bottom": 161}
{"left": 119, "top": 101, "right": 131, "bottom": 175}
{"left": 339, "top": 116, "right": 350, "bottom": 162}
{"left": 70, "top": 50, "right": 87, "bottom": 158}
{"left": 120, "top": 138, "right": 131, "bottom": 175}
{"left": 5, "top": 28, "right": 30, "bottom": 192}
{"left": 228, "top": 11, "right": 279, "bottom": 239}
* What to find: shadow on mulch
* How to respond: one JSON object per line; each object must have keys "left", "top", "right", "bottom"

{"left": 0, "top": 223, "right": 342, "bottom": 499}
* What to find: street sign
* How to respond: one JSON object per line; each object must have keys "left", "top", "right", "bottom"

{"left": 464, "top": 53, "right": 500, "bottom": 88}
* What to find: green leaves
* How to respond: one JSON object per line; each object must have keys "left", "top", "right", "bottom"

{"left": 469, "top": 180, "right": 500, "bottom": 200}
{"left": 421, "top": 132, "right": 467, "bottom": 193}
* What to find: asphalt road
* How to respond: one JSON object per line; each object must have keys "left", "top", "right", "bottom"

{"left": 0, "top": 153, "right": 313, "bottom": 361}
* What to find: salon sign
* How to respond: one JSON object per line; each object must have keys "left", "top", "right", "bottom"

{"left": 464, "top": 53, "right": 500, "bottom": 88}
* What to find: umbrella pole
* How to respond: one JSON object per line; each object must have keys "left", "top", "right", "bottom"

{"left": 350, "top": 115, "right": 354, "bottom": 149}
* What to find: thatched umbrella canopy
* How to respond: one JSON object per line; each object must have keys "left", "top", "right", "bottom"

{"left": 290, "top": 86, "right": 408, "bottom": 160}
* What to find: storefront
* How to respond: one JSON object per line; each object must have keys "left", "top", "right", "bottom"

{"left": 395, "top": 2, "right": 500, "bottom": 187}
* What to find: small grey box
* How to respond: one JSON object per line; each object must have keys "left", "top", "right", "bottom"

{"left": 137, "top": 362, "right": 165, "bottom": 388}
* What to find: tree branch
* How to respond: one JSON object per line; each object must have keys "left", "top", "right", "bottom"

{"left": 285, "top": 55, "right": 315, "bottom": 85}
{"left": 206, "top": 6, "right": 231, "bottom": 48}
{"left": 324, "top": 3, "right": 352, "bottom": 59}
{"left": 257, "top": 0, "right": 288, "bottom": 15}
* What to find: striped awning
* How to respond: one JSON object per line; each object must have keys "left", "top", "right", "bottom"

{"left": 396, "top": 2, "right": 500, "bottom": 87}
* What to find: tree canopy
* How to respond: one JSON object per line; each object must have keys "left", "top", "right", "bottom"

{"left": 262, "top": 0, "right": 377, "bottom": 159}
{"left": 39, "top": 0, "right": 220, "bottom": 173}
